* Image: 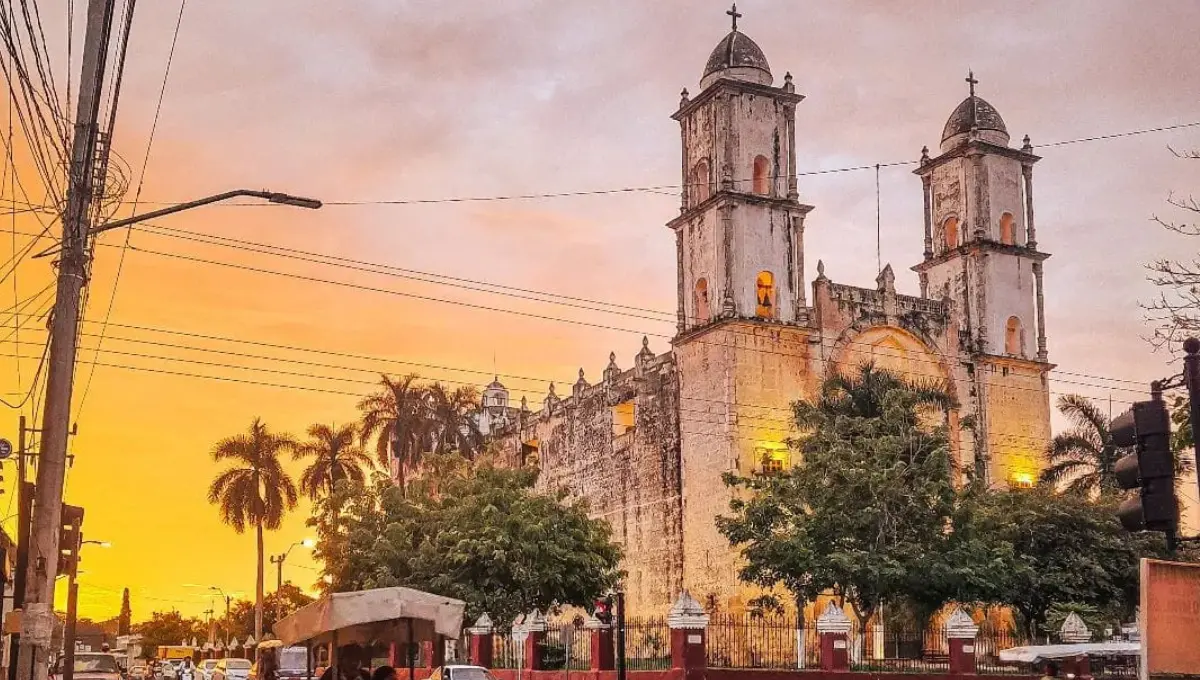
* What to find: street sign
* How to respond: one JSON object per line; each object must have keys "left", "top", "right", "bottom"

{"left": 0, "top": 438, "right": 11, "bottom": 459}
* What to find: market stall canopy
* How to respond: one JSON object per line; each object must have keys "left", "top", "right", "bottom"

{"left": 273, "top": 587, "right": 465, "bottom": 648}
{"left": 999, "top": 642, "right": 1140, "bottom": 663}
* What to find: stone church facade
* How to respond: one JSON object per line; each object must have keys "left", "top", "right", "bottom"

{"left": 486, "top": 12, "right": 1053, "bottom": 617}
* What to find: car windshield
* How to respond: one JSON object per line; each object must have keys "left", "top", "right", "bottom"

{"left": 278, "top": 649, "right": 308, "bottom": 671}
{"left": 72, "top": 656, "right": 121, "bottom": 674}
{"left": 450, "top": 669, "right": 496, "bottom": 680}
{"left": 203, "top": 662, "right": 218, "bottom": 669}
{"left": 225, "top": 660, "right": 252, "bottom": 670}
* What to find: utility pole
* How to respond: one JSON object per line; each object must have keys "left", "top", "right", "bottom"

{"left": 16, "top": 1, "right": 115, "bottom": 679}
{"left": 8, "top": 416, "right": 32, "bottom": 680}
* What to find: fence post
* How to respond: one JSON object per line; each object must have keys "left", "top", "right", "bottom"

{"left": 524, "top": 610, "right": 547, "bottom": 671}
{"left": 815, "top": 602, "right": 851, "bottom": 671}
{"left": 946, "top": 607, "right": 980, "bottom": 675}
{"left": 468, "top": 614, "right": 494, "bottom": 668}
{"left": 1059, "top": 613, "right": 1092, "bottom": 643}
{"left": 585, "top": 612, "right": 615, "bottom": 671}
{"left": 667, "top": 592, "right": 709, "bottom": 680}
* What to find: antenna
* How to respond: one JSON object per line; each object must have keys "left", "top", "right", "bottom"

{"left": 875, "top": 164, "right": 882, "bottom": 274}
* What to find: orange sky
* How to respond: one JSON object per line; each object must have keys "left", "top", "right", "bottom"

{"left": 3, "top": 0, "right": 1200, "bottom": 622}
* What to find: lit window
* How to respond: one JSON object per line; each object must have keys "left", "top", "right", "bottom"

{"left": 1010, "top": 471, "right": 1035, "bottom": 488}
{"left": 612, "top": 401, "right": 636, "bottom": 436}
{"left": 755, "top": 271, "right": 776, "bottom": 319}
{"left": 943, "top": 217, "right": 959, "bottom": 252}
{"left": 752, "top": 155, "right": 770, "bottom": 195}
{"left": 756, "top": 445, "right": 788, "bottom": 474}
{"left": 999, "top": 212, "right": 1015, "bottom": 245}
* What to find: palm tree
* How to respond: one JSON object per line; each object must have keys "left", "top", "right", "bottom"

{"left": 207, "top": 418, "right": 298, "bottom": 645}
{"left": 293, "top": 423, "right": 374, "bottom": 500}
{"left": 358, "top": 374, "right": 430, "bottom": 491}
{"left": 795, "top": 361, "right": 955, "bottom": 429}
{"left": 426, "top": 382, "right": 484, "bottom": 457}
{"left": 1040, "top": 394, "right": 1122, "bottom": 496}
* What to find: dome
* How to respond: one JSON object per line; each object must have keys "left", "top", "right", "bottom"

{"left": 701, "top": 30, "right": 772, "bottom": 89}
{"left": 941, "top": 95, "right": 1009, "bottom": 149}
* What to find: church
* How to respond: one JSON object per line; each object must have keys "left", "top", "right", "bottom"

{"left": 481, "top": 6, "right": 1053, "bottom": 617}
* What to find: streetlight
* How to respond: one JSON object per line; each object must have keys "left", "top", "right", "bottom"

{"left": 64, "top": 539, "right": 111, "bottom": 680}
{"left": 209, "top": 586, "right": 233, "bottom": 617}
{"left": 33, "top": 188, "right": 323, "bottom": 258}
{"left": 269, "top": 539, "right": 315, "bottom": 591}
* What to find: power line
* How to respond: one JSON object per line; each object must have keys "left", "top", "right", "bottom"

{"left": 77, "top": 0, "right": 182, "bottom": 417}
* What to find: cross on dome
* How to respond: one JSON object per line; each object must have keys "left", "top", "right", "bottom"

{"left": 727, "top": 3, "right": 742, "bottom": 31}
{"left": 965, "top": 70, "right": 978, "bottom": 97}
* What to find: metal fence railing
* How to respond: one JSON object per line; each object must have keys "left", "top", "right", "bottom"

{"left": 473, "top": 615, "right": 1134, "bottom": 678}
{"left": 621, "top": 617, "right": 672, "bottom": 670}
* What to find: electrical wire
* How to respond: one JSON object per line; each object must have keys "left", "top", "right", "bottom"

{"left": 77, "top": 0, "right": 176, "bottom": 417}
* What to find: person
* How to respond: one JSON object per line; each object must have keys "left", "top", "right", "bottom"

{"left": 1040, "top": 660, "right": 1059, "bottom": 680}
{"left": 371, "top": 667, "right": 396, "bottom": 680}
{"left": 179, "top": 659, "right": 195, "bottom": 680}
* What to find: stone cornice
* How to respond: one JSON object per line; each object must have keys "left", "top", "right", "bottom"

{"left": 672, "top": 78, "right": 804, "bottom": 121}
{"left": 914, "top": 139, "right": 1040, "bottom": 176}
{"left": 911, "top": 240, "right": 1050, "bottom": 274}
{"left": 974, "top": 352, "right": 1057, "bottom": 372}
{"left": 667, "top": 191, "right": 814, "bottom": 230}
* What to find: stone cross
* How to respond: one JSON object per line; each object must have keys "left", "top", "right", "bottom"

{"left": 727, "top": 3, "right": 742, "bottom": 31}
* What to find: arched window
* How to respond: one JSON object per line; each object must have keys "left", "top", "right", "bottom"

{"left": 752, "top": 155, "right": 770, "bottom": 195}
{"left": 1005, "top": 316, "right": 1024, "bottom": 356}
{"left": 943, "top": 216, "right": 959, "bottom": 252}
{"left": 755, "top": 271, "right": 776, "bottom": 319}
{"left": 691, "top": 159, "right": 711, "bottom": 205}
{"left": 999, "top": 212, "right": 1015, "bottom": 245}
{"left": 694, "top": 278, "right": 710, "bottom": 325}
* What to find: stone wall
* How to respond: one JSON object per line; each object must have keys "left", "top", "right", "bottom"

{"left": 494, "top": 346, "right": 684, "bottom": 617}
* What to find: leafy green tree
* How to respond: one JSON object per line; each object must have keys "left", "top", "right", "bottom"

{"left": 119, "top": 588, "right": 132, "bottom": 636}
{"left": 134, "top": 611, "right": 206, "bottom": 659}
{"left": 208, "top": 418, "right": 299, "bottom": 645}
{"left": 719, "top": 363, "right": 957, "bottom": 631}
{"left": 313, "top": 459, "right": 622, "bottom": 623}
{"left": 358, "top": 374, "right": 431, "bottom": 490}
{"left": 217, "top": 583, "right": 314, "bottom": 639}
{"left": 965, "top": 486, "right": 1163, "bottom": 637}
{"left": 294, "top": 423, "right": 374, "bottom": 501}
{"left": 1039, "top": 395, "right": 1122, "bottom": 496}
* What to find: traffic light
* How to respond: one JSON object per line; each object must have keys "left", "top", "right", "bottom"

{"left": 1111, "top": 399, "right": 1177, "bottom": 533}
{"left": 594, "top": 594, "right": 613, "bottom": 625}
{"left": 58, "top": 504, "right": 84, "bottom": 576}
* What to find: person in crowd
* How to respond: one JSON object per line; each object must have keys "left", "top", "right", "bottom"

{"left": 370, "top": 667, "right": 396, "bottom": 680}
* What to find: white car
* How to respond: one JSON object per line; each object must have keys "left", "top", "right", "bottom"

{"left": 212, "top": 659, "right": 252, "bottom": 680}
{"left": 160, "top": 660, "right": 181, "bottom": 680}
{"left": 427, "top": 666, "right": 499, "bottom": 680}
{"left": 51, "top": 653, "right": 123, "bottom": 680}
{"left": 197, "top": 660, "right": 220, "bottom": 680}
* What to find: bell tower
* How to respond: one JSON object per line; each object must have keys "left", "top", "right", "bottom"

{"left": 912, "top": 72, "right": 1052, "bottom": 486}
{"left": 669, "top": 3, "right": 813, "bottom": 334}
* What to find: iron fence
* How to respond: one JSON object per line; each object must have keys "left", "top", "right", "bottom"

{"left": 620, "top": 617, "right": 672, "bottom": 670}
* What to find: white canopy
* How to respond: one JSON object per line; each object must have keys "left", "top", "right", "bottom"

{"left": 273, "top": 587, "right": 465, "bottom": 648}
{"left": 999, "top": 642, "right": 1140, "bottom": 663}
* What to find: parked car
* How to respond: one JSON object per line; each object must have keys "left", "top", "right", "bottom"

{"left": 212, "top": 659, "right": 252, "bottom": 680}
{"left": 427, "top": 666, "right": 498, "bottom": 680}
{"left": 51, "top": 653, "right": 123, "bottom": 680}
{"left": 128, "top": 662, "right": 149, "bottom": 680}
{"left": 160, "top": 660, "right": 180, "bottom": 680}
{"left": 197, "top": 659, "right": 220, "bottom": 680}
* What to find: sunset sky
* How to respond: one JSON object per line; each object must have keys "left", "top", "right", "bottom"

{"left": 3, "top": 0, "right": 1200, "bottom": 622}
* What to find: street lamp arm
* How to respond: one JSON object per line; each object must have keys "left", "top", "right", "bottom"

{"left": 90, "top": 189, "right": 322, "bottom": 236}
